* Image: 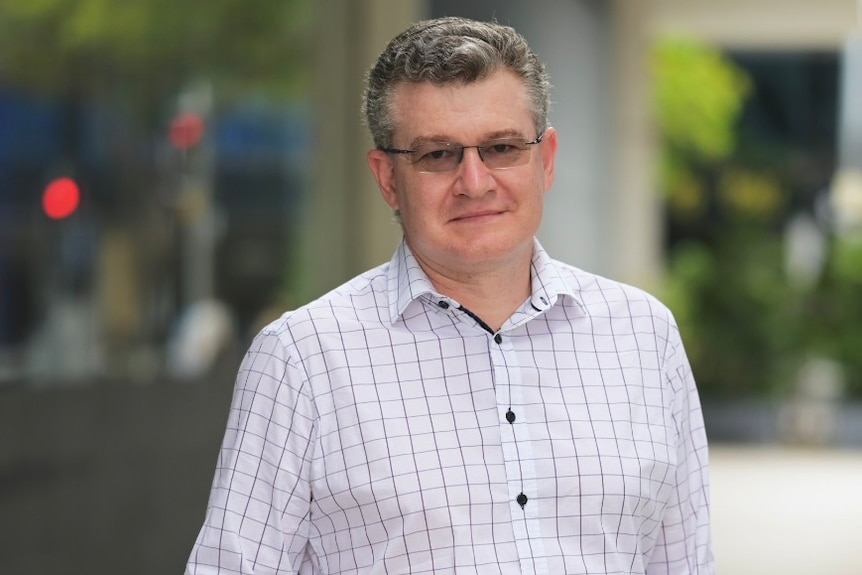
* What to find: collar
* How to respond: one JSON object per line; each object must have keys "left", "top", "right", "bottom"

{"left": 526, "top": 238, "right": 584, "bottom": 314}
{"left": 387, "top": 238, "right": 585, "bottom": 325}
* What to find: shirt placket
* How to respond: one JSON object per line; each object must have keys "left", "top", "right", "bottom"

{"left": 491, "top": 331, "right": 550, "bottom": 575}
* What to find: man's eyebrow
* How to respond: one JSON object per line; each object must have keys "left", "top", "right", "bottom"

{"left": 408, "top": 135, "right": 455, "bottom": 148}
{"left": 483, "top": 129, "right": 525, "bottom": 141}
{"left": 408, "top": 129, "right": 526, "bottom": 148}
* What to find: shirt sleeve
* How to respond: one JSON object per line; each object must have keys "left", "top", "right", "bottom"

{"left": 646, "top": 322, "right": 714, "bottom": 575}
{"left": 185, "top": 328, "right": 317, "bottom": 575}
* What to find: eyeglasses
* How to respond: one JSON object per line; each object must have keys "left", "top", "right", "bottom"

{"left": 382, "top": 132, "right": 544, "bottom": 173}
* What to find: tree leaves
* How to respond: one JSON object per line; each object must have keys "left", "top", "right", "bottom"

{"left": 0, "top": 0, "right": 312, "bottom": 105}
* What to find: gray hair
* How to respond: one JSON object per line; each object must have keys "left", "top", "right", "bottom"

{"left": 362, "top": 17, "right": 551, "bottom": 149}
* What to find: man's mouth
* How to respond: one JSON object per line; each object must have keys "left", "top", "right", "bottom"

{"left": 452, "top": 210, "right": 504, "bottom": 221}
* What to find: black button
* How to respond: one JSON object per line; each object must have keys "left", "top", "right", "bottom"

{"left": 437, "top": 301, "right": 449, "bottom": 309}
{"left": 540, "top": 296, "right": 548, "bottom": 305}
{"left": 494, "top": 334, "right": 502, "bottom": 344}
{"left": 505, "top": 410, "right": 516, "bottom": 423}
{"left": 516, "top": 493, "right": 528, "bottom": 508}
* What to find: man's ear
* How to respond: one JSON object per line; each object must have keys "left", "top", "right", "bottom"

{"left": 367, "top": 149, "right": 400, "bottom": 211}
{"left": 540, "top": 126, "right": 559, "bottom": 191}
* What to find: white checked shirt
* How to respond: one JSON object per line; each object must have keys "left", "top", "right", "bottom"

{"left": 186, "top": 239, "right": 713, "bottom": 575}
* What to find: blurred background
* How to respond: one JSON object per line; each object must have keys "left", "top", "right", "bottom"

{"left": 1, "top": 0, "right": 861, "bottom": 573}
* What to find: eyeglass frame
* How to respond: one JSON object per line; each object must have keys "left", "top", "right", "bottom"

{"left": 380, "top": 131, "right": 545, "bottom": 173}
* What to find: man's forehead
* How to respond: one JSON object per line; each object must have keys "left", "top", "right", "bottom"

{"left": 389, "top": 72, "right": 533, "bottom": 141}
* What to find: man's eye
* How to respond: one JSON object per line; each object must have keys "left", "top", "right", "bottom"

{"left": 421, "top": 149, "right": 454, "bottom": 161}
{"left": 484, "top": 142, "right": 522, "bottom": 156}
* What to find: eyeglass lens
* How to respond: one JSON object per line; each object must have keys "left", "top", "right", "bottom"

{"left": 411, "top": 138, "right": 533, "bottom": 173}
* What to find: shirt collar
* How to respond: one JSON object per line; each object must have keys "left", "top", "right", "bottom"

{"left": 527, "top": 238, "right": 583, "bottom": 313}
{"left": 387, "top": 240, "right": 439, "bottom": 323}
{"left": 386, "top": 238, "right": 585, "bottom": 325}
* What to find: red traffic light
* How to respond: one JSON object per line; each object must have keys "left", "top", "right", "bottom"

{"left": 42, "top": 177, "right": 80, "bottom": 220}
{"left": 169, "top": 112, "right": 205, "bottom": 150}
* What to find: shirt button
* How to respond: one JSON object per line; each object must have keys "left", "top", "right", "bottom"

{"left": 494, "top": 333, "right": 502, "bottom": 344}
{"left": 437, "top": 301, "right": 449, "bottom": 309}
{"left": 516, "top": 493, "right": 528, "bottom": 508}
{"left": 505, "top": 410, "right": 516, "bottom": 423}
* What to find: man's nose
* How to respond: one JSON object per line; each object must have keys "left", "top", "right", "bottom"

{"left": 454, "top": 147, "right": 494, "bottom": 196}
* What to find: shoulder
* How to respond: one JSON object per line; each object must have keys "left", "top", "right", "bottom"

{"left": 557, "top": 259, "right": 672, "bottom": 311}
{"left": 552, "top": 261, "right": 693, "bottom": 389}
{"left": 552, "top": 259, "right": 679, "bottom": 337}
{"left": 255, "top": 261, "right": 392, "bottom": 350}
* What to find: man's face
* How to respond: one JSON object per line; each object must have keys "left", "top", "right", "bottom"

{"left": 367, "top": 70, "right": 558, "bottom": 280}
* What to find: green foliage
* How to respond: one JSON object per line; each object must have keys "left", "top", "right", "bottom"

{"left": 0, "top": 0, "right": 313, "bottom": 106}
{"left": 652, "top": 38, "right": 751, "bottom": 219}
{"left": 653, "top": 37, "right": 862, "bottom": 399}
{"left": 653, "top": 38, "right": 751, "bottom": 160}
{"left": 665, "top": 230, "right": 862, "bottom": 399}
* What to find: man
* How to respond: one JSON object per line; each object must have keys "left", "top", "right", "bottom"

{"left": 186, "top": 16, "right": 713, "bottom": 574}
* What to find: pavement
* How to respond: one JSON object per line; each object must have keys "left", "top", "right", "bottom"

{"left": 710, "top": 444, "right": 862, "bottom": 575}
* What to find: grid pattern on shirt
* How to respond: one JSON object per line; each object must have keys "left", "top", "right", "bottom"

{"left": 186, "top": 239, "right": 713, "bottom": 575}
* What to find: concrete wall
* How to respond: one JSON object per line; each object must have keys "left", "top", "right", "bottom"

{"left": 0, "top": 374, "right": 236, "bottom": 575}
{"left": 651, "top": 0, "right": 858, "bottom": 50}
{"left": 304, "top": 0, "right": 424, "bottom": 299}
